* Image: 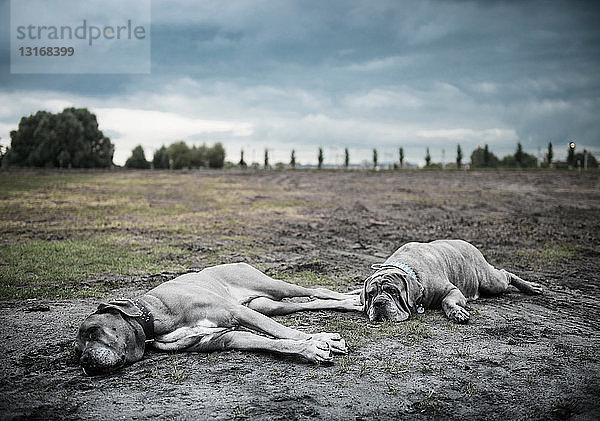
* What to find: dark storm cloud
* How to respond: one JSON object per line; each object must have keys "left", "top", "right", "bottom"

{"left": 1, "top": 0, "right": 599, "bottom": 164}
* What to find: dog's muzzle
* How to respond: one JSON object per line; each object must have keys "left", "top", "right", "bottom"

{"left": 80, "top": 347, "right": 125, "bottom": 376}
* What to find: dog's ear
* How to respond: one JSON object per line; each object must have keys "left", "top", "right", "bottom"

{"left": 360, "top": 277, "right": 372, "bottom": 312}
{"left": 96, "top": 299, "right": 142, "bottom": 318}
{"left": 405, "top": 277, "right": 423, "bottom": 311}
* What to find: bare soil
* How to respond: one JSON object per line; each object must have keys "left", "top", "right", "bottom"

{"left": 1, "top": 170, "right": 599, "bottom": 420}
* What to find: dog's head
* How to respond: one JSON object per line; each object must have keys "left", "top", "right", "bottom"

{"left": 74, "top": 300, "right": 146, "bottom": 376}
{"left": 360, "top": 269, "right": 422, "bottom": 322}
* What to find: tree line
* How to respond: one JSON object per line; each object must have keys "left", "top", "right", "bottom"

{"left": 249, "top": 142, "right": 597, "bottom": 170}
{"left": 2, "top": 108, "right": 596, "bottom": 170}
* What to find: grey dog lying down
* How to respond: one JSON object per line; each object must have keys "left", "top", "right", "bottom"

{"left": 75, "top": 263, "right": 361, "bottom": 375}
{"left": 361, "top": 239, "right": 542, "bottom": 323}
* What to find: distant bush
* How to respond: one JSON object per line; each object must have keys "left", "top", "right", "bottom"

{"left": 167, "top": 141, "right": 191, "bottom": 169}
{"left": 499, "top": 152, "right": 537, "bottom": 168}
{"left": 150, "top": 141, "right": 226, "bottom": 169}
{"left": 125, "top": 145, "right": 150, "bottom": 169}
{"left": 7, "top": 107, "right": 113, "bottom": 168}
{"left": 470, "top": 145, "right": 499, "bottom": 168}
{"left": 207, "top": 142, "right": 225, "bottom": 168}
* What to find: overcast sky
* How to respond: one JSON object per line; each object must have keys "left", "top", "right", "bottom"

{"left": 1, "top": 0, "right": 599, "bottom": 166}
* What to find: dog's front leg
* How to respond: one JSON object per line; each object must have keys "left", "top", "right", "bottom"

{"left": 233, "top": 305, "right": 347, "bottom": 354}
{"left": 441, "top": 288, "right": 470, "bottom": 323}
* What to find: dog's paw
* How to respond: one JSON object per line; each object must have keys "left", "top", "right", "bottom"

{"left": 340, "top": 297, "right": 363, "bottom": 312}
{"left": 302, "top": 339, "right": 334, "bottom": 364}
{"left": 527, "top": 282, "right": 543, "bottom": 294}
{"left": 448, "top": 306, "right": 470, "bottom": 324}
{"left": 311, "top": 333, "right": 348, "bottom": 355}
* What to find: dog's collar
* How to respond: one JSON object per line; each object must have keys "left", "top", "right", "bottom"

{"left": 370, "top": 260, "right": 425, "bottom": 314}
{"left": 132, "top": 299, "right": 155, "bottom": 343}
{"left": 371, "top": 260, "right": 419, "bottom": 282}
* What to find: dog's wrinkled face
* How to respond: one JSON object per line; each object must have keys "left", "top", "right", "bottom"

{"left": 75, "top": 311, "right": 144, "bottom": 376}
{"left": 362, "top": 271, "right": 413, "bottom": 322}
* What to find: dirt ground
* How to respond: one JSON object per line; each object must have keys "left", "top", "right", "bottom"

{"left": 1, "top": 170, "right": 599, "bottom": 420}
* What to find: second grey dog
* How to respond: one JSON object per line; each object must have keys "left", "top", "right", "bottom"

{"left": 361, "top": 239, "right": 542, "bottom": 323}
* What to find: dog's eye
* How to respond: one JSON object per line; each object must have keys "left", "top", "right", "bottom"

{"left": 87, "top": 327, "right": 101, "bottom": 341}
{"left": 382, "top": 285, "right": 396, "bottom": 295}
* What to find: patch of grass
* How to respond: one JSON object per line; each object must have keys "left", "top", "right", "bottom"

{"left": 518, "top": 242, "right": 579, "bottom": 265}
{"left": 538, "top": 242, "right": 579, "bottom": 263}
{"left": 1, "top": 171, "right": 319, "bottom": 299}
{"left": 165, "top": 355, "right": 189, "bottom": 383}
{"left": 0, "top": 237, "right": 187, "bottom": 299}
{"left": 321, "top": 316, "right": 431, "bottom": 349}
{"left": 274, "top": 270, "right": 344, "bottom": 289}
{"left": 336, "top": 355, "right": 354, "bottom": 374}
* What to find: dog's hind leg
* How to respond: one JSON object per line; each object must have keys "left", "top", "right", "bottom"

{"left": 247, "top": 296, "right": 362, "bottom": 316}
{"left": 502, "top": 270, "right": 543, "bottom": 294}
{"left": 259, "top": 278, "right": 357, "bottom": 301}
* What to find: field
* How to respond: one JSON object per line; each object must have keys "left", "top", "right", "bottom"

{"left": 0, "top": 169, "right": 599, "bottom": 420}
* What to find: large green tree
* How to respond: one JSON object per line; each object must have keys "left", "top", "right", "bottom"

{"left": 8, "top": 107, "right": 113, "bottom": 168}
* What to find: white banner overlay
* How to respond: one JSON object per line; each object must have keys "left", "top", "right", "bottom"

{"left": 10, "top": 0, "right": 151, "bottom": 74}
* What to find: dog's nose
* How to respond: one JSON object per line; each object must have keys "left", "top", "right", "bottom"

{"left": 80, "top": 351, "right": 90, "bottom": 366}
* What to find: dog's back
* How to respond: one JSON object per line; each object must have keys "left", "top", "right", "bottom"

{"left": 390, "top": 239, "right": 505, "bottom": 302}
